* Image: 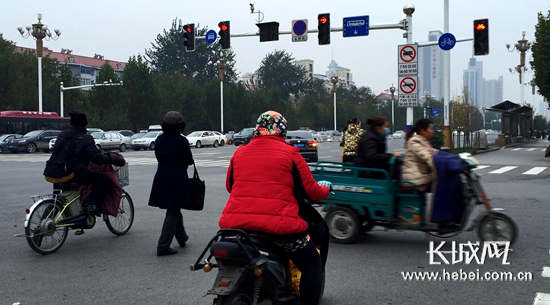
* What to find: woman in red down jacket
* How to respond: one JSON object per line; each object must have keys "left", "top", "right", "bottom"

{"left": 219, "top": 110, "right": 331, "bottom": 305}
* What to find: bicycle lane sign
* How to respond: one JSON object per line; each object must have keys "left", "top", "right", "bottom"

{"left": 438, "top": 33, "right": 456, "bottom": 51}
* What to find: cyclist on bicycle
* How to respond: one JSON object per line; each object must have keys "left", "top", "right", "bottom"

{"left": 49, "top": 111, "right": 125, "bottom": 213}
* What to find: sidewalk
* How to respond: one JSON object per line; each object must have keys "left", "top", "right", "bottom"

{"left": 473, "top": 138, "right": 542, "bottom": 155}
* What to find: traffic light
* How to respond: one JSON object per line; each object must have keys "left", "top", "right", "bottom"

{"left": 218, "top": 21, "right": 230, "bottom": 49}
{"left": 318, "top": 13, "right": 330, "bottom": 45}
{"left": 473, "top": 19, "right": 489, "bottom": 56}
{"left": 183, "top": 23, "right": 195, "bottom": 52}
{"left": 257, "top": 22, "right": 279, "bottom": 42}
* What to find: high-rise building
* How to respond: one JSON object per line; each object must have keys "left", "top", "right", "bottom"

{"left": 482, "top": 76, "right": 503, "bottom": 109}
{"left": 419, "top": 30, "right": 444, "bottom": 101}
{"left": 463, "top": 58, "right": 484, "bottom": 107}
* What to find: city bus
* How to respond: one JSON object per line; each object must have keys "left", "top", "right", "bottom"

{"left": 0, "top": 111, "right": 70, "bottom": 135}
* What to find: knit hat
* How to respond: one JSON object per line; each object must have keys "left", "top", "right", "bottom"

{"left": 254, "top": 110, "right": 287, "bottom": 138}
{"left": 69, "top": 111, "right": 88, "bottom": 127}
{"left": 163, "top": 111, "right": 184, "bottom": 125}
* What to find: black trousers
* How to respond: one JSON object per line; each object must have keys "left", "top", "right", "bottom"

{"left": 72, "top": 169, "right": 108, "bottom": 205}
{"left": 285, "top": 241, "right": 323, "bottom": 305}
{"left": 158, "top": 208, "right": 188, "bottom": 250}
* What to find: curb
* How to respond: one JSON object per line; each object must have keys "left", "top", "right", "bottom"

{"left": 472, "top": 140, "right": 541, "bottom": 155}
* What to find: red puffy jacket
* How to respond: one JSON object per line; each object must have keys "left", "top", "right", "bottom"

{"left": 219, "top": 135, "right": 329, "bottom": 235}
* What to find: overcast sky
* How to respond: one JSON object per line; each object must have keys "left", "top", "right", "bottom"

{"left": 2, "top": 0, "right": 548, "bottom": 109}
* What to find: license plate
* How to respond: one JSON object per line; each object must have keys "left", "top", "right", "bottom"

{"left": 294, "top": 144, "right": 304, "bottom": 148}
{"left": 8, "top": 145, "right": 14, "bottom": 148}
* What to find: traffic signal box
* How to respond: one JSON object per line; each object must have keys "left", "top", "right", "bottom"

{"left": 318, "top": 13, "right": 330, "bottom": 45}
{"left": 257, "top": 22, "right": 279, "bottom": 42}
{"left": 219, "top": 21, "right": 231, "bottom": 49}
{"left": 183, "top": 23, "right": 195, "bottom": 52}
{"left": 473, "top": 19, "right": 489, "bottom": 56}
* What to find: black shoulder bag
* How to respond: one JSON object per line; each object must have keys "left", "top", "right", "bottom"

{"left": 185, "top": 164, "right": 205, "bottom": 211}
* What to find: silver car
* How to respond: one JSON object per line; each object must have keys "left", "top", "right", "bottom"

{"left": 91, "top": 131, "right": 128, "bottom": 151}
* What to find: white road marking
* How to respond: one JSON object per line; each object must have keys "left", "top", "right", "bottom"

{"left": 523, "top": 167, "right": 547, "bottom": 175}
{"left": 488, "top": 166, "right": 517, "bottom": 174}
{"left": 526, "top": 148, "right": 537, "bottom": 151}
{"left": 512, "top": 148, "right": 522, "bottom": 151}
{"left": 473, "top": 165, "right": 490, "bottom": 171}
{"left": 542, "top": 267, "right": 550, "bottom": 278}
{"left": 533, "top": 293, "right": 550, "bottom": 305}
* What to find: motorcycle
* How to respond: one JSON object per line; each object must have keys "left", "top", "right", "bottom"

{"left": 191, "top": 201, "right": 329, "bottom": 305}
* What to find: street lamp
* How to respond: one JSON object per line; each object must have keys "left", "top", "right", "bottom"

{"left": 213, "top": 58, "right": 233, "bottom": 133}
{"left": 389, "top": 85, "right": 396, "bottom": 133}
{"left": 17, "top": 13, "right": 61, "bottom": 112}
{"left": 424, "top": 93, "right": 431, "bottom": 118}
{"left": 330, "top": 75, "right": 344, "bottom": 131}
{"left": 60, "top": 80, "right": 123, "bottom": 117}
{"left": 506, "top": 31, "right": 532, "bottom": 104}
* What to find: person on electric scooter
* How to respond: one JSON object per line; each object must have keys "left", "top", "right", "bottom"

{"left": 355, "top": 116, "right": 402, "bottom": 179}
{"left": 402, "top": 118, "right": 437, "bottom": 193}
{"left": 219, "top": 110, "right": 331, "bottom": 305}
{"left": 49, "top": 111, "right": 125, "bottom": 214}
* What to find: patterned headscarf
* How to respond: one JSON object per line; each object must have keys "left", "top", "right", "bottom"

{"left": 254, "top": 110, "right": 287, "bottom": 138}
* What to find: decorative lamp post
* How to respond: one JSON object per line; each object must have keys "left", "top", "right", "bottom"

{"left": 389, "top": 85, "right": 396, "bottom": 133}
{"left": 330, "top": 75, "right": 342, "bottom": 131}
{"left": 424, "top": 93, "right": 431, "bottom": 118}
{"left": 214, "top": 58, "right": 232, "bottom": 133}
{"left": 403, "top": 3, "right": 415, "bottom": 131}
{"left": 506, "top": 31, "right": 532, "bottom": 104}
{"left": 17, "top": 14, "right": 61, "bottom": 112}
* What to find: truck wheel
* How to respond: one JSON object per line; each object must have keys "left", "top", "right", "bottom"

{"left": 325, "top": 206, "right": 360, "bottom": 244}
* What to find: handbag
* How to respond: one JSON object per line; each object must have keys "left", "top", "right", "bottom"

{"left": 185, "top": 164, "right": 205, "bottom": 211}
{"left": 545, "top": 146, "right": 550, "bottom": 158}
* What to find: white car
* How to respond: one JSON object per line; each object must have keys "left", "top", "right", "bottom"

{"left": 132, "top": 131, "right": 162, "bottom": 150}
{"left": 186, "top": 131, "right": 222, "bottom": 148}
{"left": 212, "top": 131, "right": 226, "bottom": 146}
{"left": 392, "top": 130, "right": 406, "bottom": 139}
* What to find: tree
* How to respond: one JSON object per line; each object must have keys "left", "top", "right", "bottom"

{"left": 146, "top": 19, "right": 237, "bottom": 85}
{"left": 256, "top": 50, "right": 310, "bottom": 100}
{"left": 531, "top": 9, "right": 550, "bottom": 102}
{"left": 124, "top": 55, "right": 158, "bottom": 131}
{"left": 88, "top": 63, "right": 129, "bottom": 129}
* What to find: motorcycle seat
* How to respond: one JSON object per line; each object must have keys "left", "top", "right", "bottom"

{"left": 211, "top": 235, "right": 285, "bottom": 263}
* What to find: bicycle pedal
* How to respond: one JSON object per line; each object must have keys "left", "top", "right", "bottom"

{"left": 75, "top": 229, "right": 85, "bottom": 235}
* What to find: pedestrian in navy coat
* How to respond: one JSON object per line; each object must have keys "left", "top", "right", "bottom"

{"left": 148, "top": 111, "right": 194, "bottom": 256}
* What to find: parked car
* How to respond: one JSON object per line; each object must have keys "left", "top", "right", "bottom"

{"left": 118, "top": 130, "right": 134, "bottom": 137}
{"left": 392, "top": 130, "right": 406, "bottom": 139}
{"left": 7, "top": 130, "right": 61, "bottom": 153}
{"left": 49, "top": 138, "right": 56, "bottom": 150}
{"left": 212, "top": 131, "right": 226, "bottom": 146}
{"left": 132, "top": 131, "right": 162, "bottom": 150}
{"left": 233, "top": 128, "right": 255, "bottom": 146}
{"left": 312, "top": 131, "right": 322, "bottom": 143}
{"left": 285, "top": 130, "right": 318, "bottom": 162}
{"left": 111, "top": 131, "right": 133, "bottom": 149}
{"left": 224, "top": 131, "right": 235, "bottom": 145}
{"left": 186, "top": 131, "right": 222, "bottom": 148}
{"left": 86, "top": 128, "right": 103, "bottom": 135}
{"left": 318, "top": 131, "right": 333, "bottom": 142}
{"left": 91, "top": 131, "right": 128, "bottom": 152}
{"left": 0, "top": 134, "right": 23, "bottom": 153}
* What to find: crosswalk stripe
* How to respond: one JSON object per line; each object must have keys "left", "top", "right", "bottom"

{"left": 512, "top": 148, "right": 522, "bottom": 151}
{"left": 533, "top": 293, "right": 550, "bottom": 305}
{"left": 542, "top": 267, "right": 550, "bottom": 278}
{"left": 523, "top": 167, "right": 547, "bottom": 175}
{"left": 473, "top": 165, "right": 490, "bottom": 171}
{"left": 526, "top": 148, "right": 537, "bottom": 151}
{"left": 488, "top": 166, "right": 517, "bottom": 174}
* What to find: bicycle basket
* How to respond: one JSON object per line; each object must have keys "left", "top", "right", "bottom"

{"left": 114, "top": 163, "right": 129, "bottom": 187}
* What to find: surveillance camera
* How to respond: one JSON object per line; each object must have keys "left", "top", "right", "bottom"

{"left": 250, "top": 3, "right": 254, "bottom": 13}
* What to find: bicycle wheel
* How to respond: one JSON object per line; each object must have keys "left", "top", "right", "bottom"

{"left": 105, "top": 190, "right": 134, "bottom": 236}
{"left": 25, "top": 199, "right": 68, "bottom": 255}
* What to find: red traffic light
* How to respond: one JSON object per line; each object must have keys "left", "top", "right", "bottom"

{"left": 218, "top": 22, "right": 228, "bottom": 31}
{"left": 475, "top": 23, "right": 486, "bottom": 31}
{"left": 318, "top": 16, "right": 327, "bottom": 24}
{"left": 183, "top": 25, "right": 192, "bottom": 33}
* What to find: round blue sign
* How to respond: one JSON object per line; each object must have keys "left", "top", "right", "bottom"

{"left": 205, "top": 30, "right": 217, "bottom": 44}
{"left": 293, "top": 20, "right": 307, "bottom": 36}
{"left": 438, "top": 33, "right": 456, "bottom": 51}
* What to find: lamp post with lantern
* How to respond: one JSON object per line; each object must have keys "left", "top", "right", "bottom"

{"left": 506, "top": 31, "right": 532, "bottom": 105}
{"left": 214, "top": 58, "right": 233, "bottom": 133}
{"left": 389, "top": 85, "right": 396, "bottom": 133}
{"left": 330, "top": 75, "right": 344, "bottom": 131}
{"left": 17, "top": 14, "right": 61, "bottom": 112}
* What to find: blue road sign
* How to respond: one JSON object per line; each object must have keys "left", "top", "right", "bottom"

{"left": 438, "top": 33, "right": 456, "bottom": 51}
{"left": 343, "top": 15, "right": 369, "bottom": 37}
{"left": 432, "top": 109, "right": 444, "bottom": 117}
{"left": 205, "top": 30, "right": 217, "bottom": 44}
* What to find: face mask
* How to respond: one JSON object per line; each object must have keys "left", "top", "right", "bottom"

{"left": 384, "top": 128, "right": 391, "bottom": 136}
